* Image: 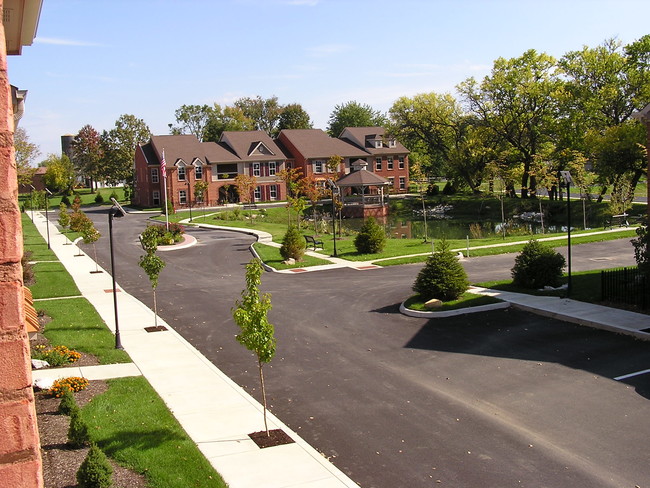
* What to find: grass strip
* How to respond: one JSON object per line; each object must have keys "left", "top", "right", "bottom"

{"left": 83, "top": 376, "right": 227, "bottom": 488}
{"left": 253, "top": 242, "right": 331, "bottom": 269}
{"left": 35, "top": 297, "right": 130, "bottom": 364}
{"left": 30, "top": 261, "right": 81, "bottom": 299}
{"left": 403, "top": 292, "right": 502, "bottom": 311}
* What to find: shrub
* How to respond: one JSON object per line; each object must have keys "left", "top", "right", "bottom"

{"left": 49, "top": 376, "right": 89, "bottom": 398}
{"left": 109, "top": 190, "right": 119, "bottom": 202}
{"left": 68, "top": 409, "right": 90, "bottom": 448}
{"left": 94, "top": 193, "right": 104, "bottom": 204}
{"left": 413, "top": 240, "right": 469, "bottom": 301}
{"left": 354, "top": 217, "right": 386, "bottom": 254}
{"left": 426, "top": 184, "right": 439, "bottom": 196}
{"left": 61, "top": 195, "right": 71, "bottom": 207}
{"left": 442, "top": 182, "right": 456, "bottom": 195}
{"left": 511, "top": 239, "right": 566, "bottom": 289}
{"left": 280, "top": 225, "right": 306, "bottom": 261}
{"left": 77, "top": 443, "right": 113, "bottom": 488}
{"left": 32, "top": 345, "right": 82, "bottom": 367}
{"left": 69, "top": 210, "right": 91, "bottom": 233}
{"left": 58, "top": 388, "right": 79, "bottom": 416}
{"left": 22, "top": 250, "right": 34, "bottom": 285}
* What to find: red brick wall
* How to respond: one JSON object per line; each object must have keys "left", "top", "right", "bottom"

{"left": 0, "top": 9, "right": 44, "bottom": 486}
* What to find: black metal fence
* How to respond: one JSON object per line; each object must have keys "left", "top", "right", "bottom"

{"left": 601, "top": 267, "right": 648, "bottom": 310}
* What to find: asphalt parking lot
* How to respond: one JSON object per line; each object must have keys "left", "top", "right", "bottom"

{"left": 81, "top": 208, "right": 650, "bottom": 488}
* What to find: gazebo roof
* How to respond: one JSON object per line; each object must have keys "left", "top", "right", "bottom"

{"left": 336, "top": 167, "right": 390, "bottom": 187}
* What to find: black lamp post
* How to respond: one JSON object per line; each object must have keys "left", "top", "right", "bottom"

{"left": 327, "top": 179, "right": 338, "bottom": 257}
{"left": 108, "top": 198, "right": 126, "bottom": 349}
{"left": 29, "top": 184, "right": 35, "bottom": 220}
{"left": 44, "top": 188, "right": 52, "bottom": 249}
{"left": 560, "top": 171, "right": 573, "bottom": 297}
{"left": 187, "top": 178, "right": 193, "bottom": 222}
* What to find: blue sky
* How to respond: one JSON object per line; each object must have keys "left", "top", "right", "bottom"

{"left": 8, "top": 0, "right": 650, "bottom": 160}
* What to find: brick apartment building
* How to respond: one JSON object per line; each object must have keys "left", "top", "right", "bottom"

{"left": 133, "top": 127, "right": 409, "bottom": 210}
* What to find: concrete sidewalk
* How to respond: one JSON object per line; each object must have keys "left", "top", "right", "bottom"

{"left": 29, "top": 211, "right": 359, "bottom": 488}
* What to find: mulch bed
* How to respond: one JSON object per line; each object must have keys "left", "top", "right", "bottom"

{"left": 248, "top": 429, "right": 295, "bottom": 449}
{"left": 32, "top": 333, "right": 148, "bottom": 488}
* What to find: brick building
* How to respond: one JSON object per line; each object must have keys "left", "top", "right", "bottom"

{"left": 133, "top": 127, "right": 409, "bottom": 210}
{"left": 0, "top": 0, "right": 45, "bottom": 486}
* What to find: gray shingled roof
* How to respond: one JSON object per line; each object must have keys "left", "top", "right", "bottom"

{"left": 340, "top": 127, "right": 410, "bottom": 155}
{"left": 278, "top": 129, "right": 369, "bottom": 159}
{"left": 147, "top": 135, "right": 239, "bottom": 167}
{"left": 336, "top": 167, "right": 390, "bottom": 187}
{"left": 220, "top": 131, "right": 285, "bottom": 162}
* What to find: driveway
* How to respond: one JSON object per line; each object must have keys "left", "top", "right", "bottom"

{"left": 79, "top": 208, "right": 649, "bottom": 488}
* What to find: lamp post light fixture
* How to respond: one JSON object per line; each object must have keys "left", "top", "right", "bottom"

{"left": 108, "top": 198, "right": 127, "bottom": 349}
{"left": 187, "top": 178, "right": 193, "bottom": 222}
{"left": 44, "top": 188, "right": 52, "bottom": 249}
{"left": 560, "top": 171, "right": 573, "bottom": 297}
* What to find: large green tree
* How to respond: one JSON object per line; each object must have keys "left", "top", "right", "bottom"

{"left": 71, "top": 125, "right": 103, "bottom": 191}
{"left": 171, "top": 104, "right": 215, "bottom": 141}
{"left": 100, "top": 114, "right": 151, "bottom": 197}
{"left": 42, "top": 154, "right": 75, "bottom": 194}
{"left": 277, "top": 103, "right": 313, "bottom": 131}
{"left": 458, "top": 49, "right": 562, "bottom": 198}
{"left": 234, "top": 95, "right": 283, "bottom": 136}
{"left": 326, "top": 101, "right": 387, "bottom": 137}
{"left": 203, "top": 104, "right": 256, "bottom": 142}
{"left": 14, "top": 127, "right": 40, "bottom": 187}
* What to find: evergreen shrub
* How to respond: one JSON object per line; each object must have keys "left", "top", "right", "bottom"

{"left": 280, "top": 225, "right": 305, "bottom": 261}
{"left": 68, "top": 409, "right": 90, "bottom": 448}
{"left": 76, "top": 443, "right": 113, "bottom": 488}
{"left": 511, "top": 239, "right": 566, "bottom": 289}
{"left": 354, "top": 217, "right": 386, "bottom": 254}
{"left": 413, "top": 240, "right": 469, "bottom": 301}
{"left": 94, "top": 193, "right": 104, "bottom": 204}
{"left": 58, "top": 388, "right": 79, "bottom": 416}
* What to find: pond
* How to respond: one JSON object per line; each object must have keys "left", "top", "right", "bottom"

{"left": 334, "top": 201, "right": 601, "bottom": 240}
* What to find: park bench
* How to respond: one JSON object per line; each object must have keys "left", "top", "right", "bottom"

{"left": 604, "top": 213, "right": 629, "bottom": 229}
{"left": 304, "top": 235, "right": 324, "bottom": 251}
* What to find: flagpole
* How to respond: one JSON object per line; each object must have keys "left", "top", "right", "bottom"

{"left": 162, "top": 148, "right": 169, "bottom": 231}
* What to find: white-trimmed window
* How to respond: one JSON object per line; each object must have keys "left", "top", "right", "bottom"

{"left": 270, "top": 185, "right": 277, "bottom": 200}
{"left": 387, "top": 157, "right": 394, "bottom": 170}
{"left": 388, "top": 177, "right": 395, "bottom": 188}
{"left": 195, "top": 162, "right": 203, "bottom": 179}
{"left": 388, "top": 139, "right": 397, "bottom": 148}
{"left": 375, "top": 157, "right": 382, "bottom": 171}
{"left": 151, "top": 167, "right": 159, "bottom": 184}
{"left": 314, "top": 160, "right": 323, "bottom": 173}
{"left": 177, "top": 163, "right": 186, "bottom": 181}
{"left": 252, "top": 162, "right": 261, "bottom": 177}
{"left": 269, "top": 161, "right": 277, "bottom": 176}
{"left": 254, "top": 186, "right": 262, "bottom": 201}
{"left": 398, "top": 156, "right": 405, "bottom": 169}
{"left": 152, "top": 191, "right": 160, "bottom": 206}
{"left": 179, "top": 190, "right": 187, "bottom": 204}
{"left": 374, "top": 140, "right": 382, "bottom": 149}
{"left": 399, "top": 176, "right": 406, "bottom": 190}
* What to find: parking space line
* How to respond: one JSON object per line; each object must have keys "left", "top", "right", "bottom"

{"left": 614, "top": 369, "right": 650, "bottom": 381}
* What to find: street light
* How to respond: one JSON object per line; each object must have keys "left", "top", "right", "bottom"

{"left": 560, "top": 171, "right": 573, "bottom": 297}
{"left": 187, "top": 178, "right": 193, "bottom": 222}
{"left": 326, "top": 179, "right": 339, "bottom": 257}
{"left": 108, "top": 197, "right": 126, "bottom": 349}
{"left": 29, "top": 184, "right": 35, "bottom": 220}
{"left": 44, "top": 188, "right": 52, "bottom": 249}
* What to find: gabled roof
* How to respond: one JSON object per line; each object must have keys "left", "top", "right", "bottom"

{"left": 278, "top": 129, "right": 368, "bottom": 160}
{"left": 220, "top": 131, "right": 284, "bottom": 162}
{"left": 143, "top": 135, "right": 239, "bottom": 166}
{"left": 339, "top": 127, "right": 410, "bottom": 155}
{"left": 337, "top": 163, "right": 390, "bottom": 187}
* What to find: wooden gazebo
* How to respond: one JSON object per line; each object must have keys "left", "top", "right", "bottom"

{"left": 335, "top": 160, "right": 391, "bottom": 218}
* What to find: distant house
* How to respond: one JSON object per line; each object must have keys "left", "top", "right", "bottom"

{"left": 132, "top": 132, "right": 287, "bottom": 209}
{"left": 132, "top": 127, "right": 409, "bottom": 209}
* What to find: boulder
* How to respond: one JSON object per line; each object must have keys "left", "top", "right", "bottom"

{"left": 424, "top": 298, "right": 443, "bottom": 309}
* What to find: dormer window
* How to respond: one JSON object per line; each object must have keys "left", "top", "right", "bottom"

{"left": 177, "top": 162, "right": 186, "bottom": 181}
{"left": 374, "top": 140, "right": 382, "bottom": 149}
{"left": 388, "top": 139, "right": 397, "bottom": 148}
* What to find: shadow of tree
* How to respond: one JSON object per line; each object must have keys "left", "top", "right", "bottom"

{"left": 405, "top": 308, "right": 650, "bottom": 400}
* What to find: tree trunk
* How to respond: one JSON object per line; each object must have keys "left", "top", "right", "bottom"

{"left": 258, "top": 359, "right": 269, "bottom": 436}
{"left": 153, "top": 288, "right": 158, "bottom": 328}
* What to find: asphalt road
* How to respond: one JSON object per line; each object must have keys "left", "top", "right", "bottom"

{"left": 78, "top": 208, "right": 650, "bottom": 488}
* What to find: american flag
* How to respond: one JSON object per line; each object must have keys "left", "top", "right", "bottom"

{"left": 161, "top": 149, "right": 167, "bottom": 179}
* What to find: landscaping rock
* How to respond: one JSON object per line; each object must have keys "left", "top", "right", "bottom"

{"left": 283, "top": 258, "right": 296, "bottom": 265}
{"left": 424, "top": 298, "right": 443, "bottom": 309}
{"left": 32, "top": 359, "right": 49, "bottom": 369}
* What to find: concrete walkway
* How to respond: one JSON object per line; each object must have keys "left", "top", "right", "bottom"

{"left": 29, "top": 211, "right": 359, "bottom": 488}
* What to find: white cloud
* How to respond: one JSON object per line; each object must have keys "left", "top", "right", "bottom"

{"left": 34, "top": 37, "right": 104, "bottom": 47}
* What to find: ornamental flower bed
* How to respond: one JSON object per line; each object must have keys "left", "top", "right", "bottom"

{"left": 32, "top": 344, "right": 82, "bottom": 367}
{"left": 49, "top": 377, "right": 90, "bottom": 398}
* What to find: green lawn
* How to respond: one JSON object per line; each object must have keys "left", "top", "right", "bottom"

{"left": 19, "top": 187, "right": 129, "bottom": 209}
{"left": 403, "top": 292, "right": 502, "bottom": 311}
{"left": 83, "top": 377, "right": 227, "bottom": 488}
